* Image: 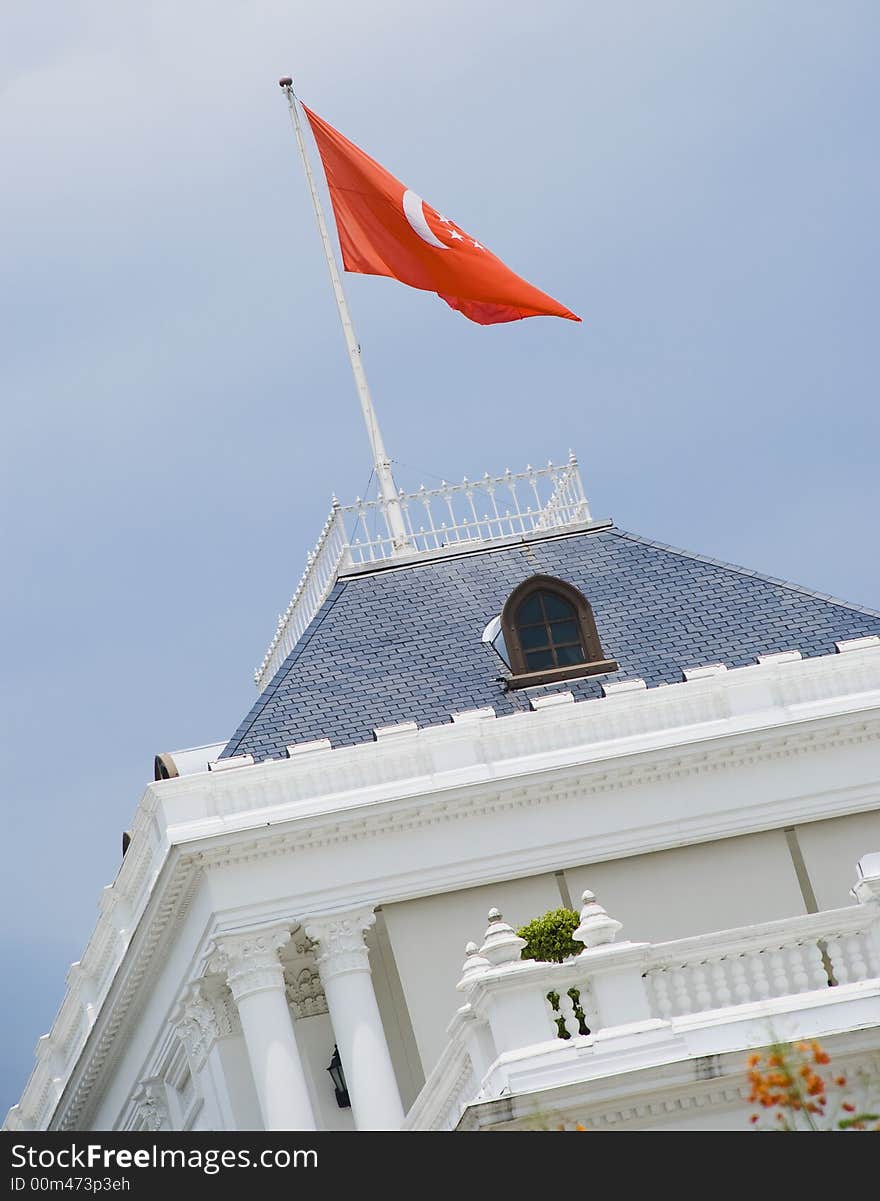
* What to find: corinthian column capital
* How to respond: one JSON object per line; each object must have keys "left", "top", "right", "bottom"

{"left": 302, "top": 907, "right": 377, "bottom": 981}
{"left": 175, "top": 978, "right": 240, "bottom": 1073}
{"left": 211, "top": 926, "right": 293, "bottom": 1004}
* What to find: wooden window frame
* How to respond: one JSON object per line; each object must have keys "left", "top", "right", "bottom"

{"left": 500, "top": 574, "right": 618, "bottom": 689}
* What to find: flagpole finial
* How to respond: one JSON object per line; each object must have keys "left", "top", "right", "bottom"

{"left": 279, "top": 77, "right": 293, "bottom": 88}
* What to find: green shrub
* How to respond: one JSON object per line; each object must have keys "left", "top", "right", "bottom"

{"left": 517, "top": 908, "right": 581, "bottom": 964}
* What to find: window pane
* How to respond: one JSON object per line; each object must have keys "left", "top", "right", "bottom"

{"left": 548, "top": 619, "right": 579, "bottom": 645}
{"left": 525, "top": 648, "right": 554, "bottom": 670}
{"left": 516, "top": 594, "right": 543, "bottom": 625}
{"left": 556, "top": 643, "right": 587, "bottom": 666}
{"left": 520, "top": 624, "right": 550, "bottom": 650}
{"left": 541, "top": 591, "right": 575, "bottom": 620}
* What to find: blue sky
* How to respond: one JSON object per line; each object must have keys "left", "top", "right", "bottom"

{"left": 2, "top": 1, "right": 879, "bottom": 1116}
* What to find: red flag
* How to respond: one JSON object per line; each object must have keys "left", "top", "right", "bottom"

{"left": 302, "top": 104, "right": 580, "bottom": 326}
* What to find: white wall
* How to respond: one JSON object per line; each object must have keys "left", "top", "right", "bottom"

{"left": 795, "top": 808, "right": 880, "bottom": 910}
{"left": 383, "top": 872, "right": 564, "bottom": 1073}
{"left": 291, "top": 1011, "right": 356, "bottom": 1131}
{"left": 563, "top": 829, "right": 806, "bottom": 943}
{"left": 367, "top": 917, "right": 425, "bottom": 1108}
{"left": 208, "top": 1037, "right": 261, "bottom": 1130}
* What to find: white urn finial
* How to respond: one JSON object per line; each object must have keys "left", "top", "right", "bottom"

{"left": 573, "top": 890, "right": 623, "bottom": 949}
{"left": 456, "top": 940, "right": 492, "bottom": 991}
{"left": 478, "top": 908, "right": 527, "bottom": 966}
{"left": 852, "top": 852, "right": 880, "bottom": 905}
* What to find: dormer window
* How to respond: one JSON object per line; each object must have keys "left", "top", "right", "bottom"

{"left": 500, "top": 575, "right": 617, "bottom": 688}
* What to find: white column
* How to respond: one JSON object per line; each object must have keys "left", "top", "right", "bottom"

{"left": 214, "top": 927, "right": 316, "bottom": 1131}
{"left": 304, "top": 908, "right": 404, "bottom": 1131}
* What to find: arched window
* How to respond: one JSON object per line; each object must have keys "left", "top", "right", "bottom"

{"left": 500, "top": 575, "right": 616, "bottom": 687}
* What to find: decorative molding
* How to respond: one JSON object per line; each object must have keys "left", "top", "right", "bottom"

{"left": 303, "top": 908, "right": 376, "bottom": 981}
{"left": 545, "top": 1082, "right": 749, "bottom": 1131}
{"left": 132, "top": 1079, "right": 169, "bottom": 1132}
{"left": 56, "top": 856, "right": 205, "bottom": 1131}
{"left": 176, "top": 714, "right": 880, "bottom": 887}
{"left": 428, "top": 1055, "right": 477, "bottom": 1132}
{"left": 175, "top": 979, "right": 240, "bottom": 1073}
{"left": 285, "top": 966, "right": 328, "bottom": 1019}
{"left": 212, "top": 927, "right": 292, "bottom": 1004}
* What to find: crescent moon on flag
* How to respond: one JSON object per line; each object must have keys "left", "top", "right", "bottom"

{"left": 402, "top": 189, "right": 449, "bottom": 249}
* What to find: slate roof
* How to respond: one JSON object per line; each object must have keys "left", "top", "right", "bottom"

{"left": 222, "top": 524, "right": 880, "bottom": 763}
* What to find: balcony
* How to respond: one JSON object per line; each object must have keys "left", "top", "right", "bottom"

{"left": 405, "top": 853, "right": 880, "bottom": 1131}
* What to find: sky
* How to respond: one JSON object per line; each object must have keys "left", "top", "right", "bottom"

{"left": 2, "top": 1, "right": 879, "bottom": 1117}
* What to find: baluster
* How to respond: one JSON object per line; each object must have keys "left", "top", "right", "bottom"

{"left": 544, "top": 991, "right": 565, "bottom": 1040}
{"left": 802, "top": 940, "right": 830, "bottom": 989}
{"left": 558, "top": 990, "right": 582, "bottom": 1039}
{"left": 670, "top": 966, "right": 692, "bottom": 1016}
{"left": 844, "top": 932, "right": 869, "bottom": 983}
{"left": 825, "top": 936, "right": 850, "bottom": 985}
{"left": 729, "top": 954, "right": 752, "bottom": 1004}
{"left": 765, "top": 946, "right": 789, "bottom": 995}
{"left": 505, "top": 478, "right": 520, "bottom": 530}
{"left": 863, "top": 930, "right": 880, "bottom": 977}
{"left": 420, "top": 488, "right": 439, "bottom": 549}
{"left": 400, "top": 494, "right": 415, "bottom": 543}
{"left": 443, "top": 486, "right": 456, "bottom": 538}
{"left": 690, "top": 962, "right": 713, "bottom": 1011}
{"left": 464, "top": 484, "right": 479, "bottom": 534}
{"left": 651, "top": 970, "right": 674, "bottom": 1019}
{"left": 577, "top": 986, "right": 596, "bottom": 1035}
{"left": 748, "top": 951, "right": 772, "bottom": 999}
{"left": 709, "top": 958, "right": 732, "bottom": 1007}
{"left": 786, "top": 943, "right": 810, "bottom": 993}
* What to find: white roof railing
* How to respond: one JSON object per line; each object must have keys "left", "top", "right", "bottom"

{"left": 254, "top": 454, "right": 592, "bottom": 692}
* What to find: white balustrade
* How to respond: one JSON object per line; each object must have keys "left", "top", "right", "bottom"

{"left": 254, "top": 456, "right": 593, "bottom": 691}
{"left": 645, "top": 904, "right": 878, "bottom": 1018}
{"left": 406, "top": 884, "right": 880, "bottom": 1131}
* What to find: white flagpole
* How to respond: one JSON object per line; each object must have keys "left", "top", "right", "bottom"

{"left": 279, "top": 77, "right": 409, "bottom": 550}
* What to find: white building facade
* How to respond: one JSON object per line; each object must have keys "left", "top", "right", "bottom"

{"left": 7, "top": 461, "right": 880, "bottom": 1133}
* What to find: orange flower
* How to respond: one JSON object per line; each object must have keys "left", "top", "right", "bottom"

{"left": 747, "top": 1053, "right": 761, "bottom": 1068}
{"left": 810, "top": 1042, "right": 831, "bottom": 1066}
{"left": 750, "top": 1114, "right": 759, "bottom": 1124}
{"left": 842, "top": 1102, "right": 856, "bottom": 1113}
{"left": 835, "top": 1076, "right": 847, "bottom": 1087}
